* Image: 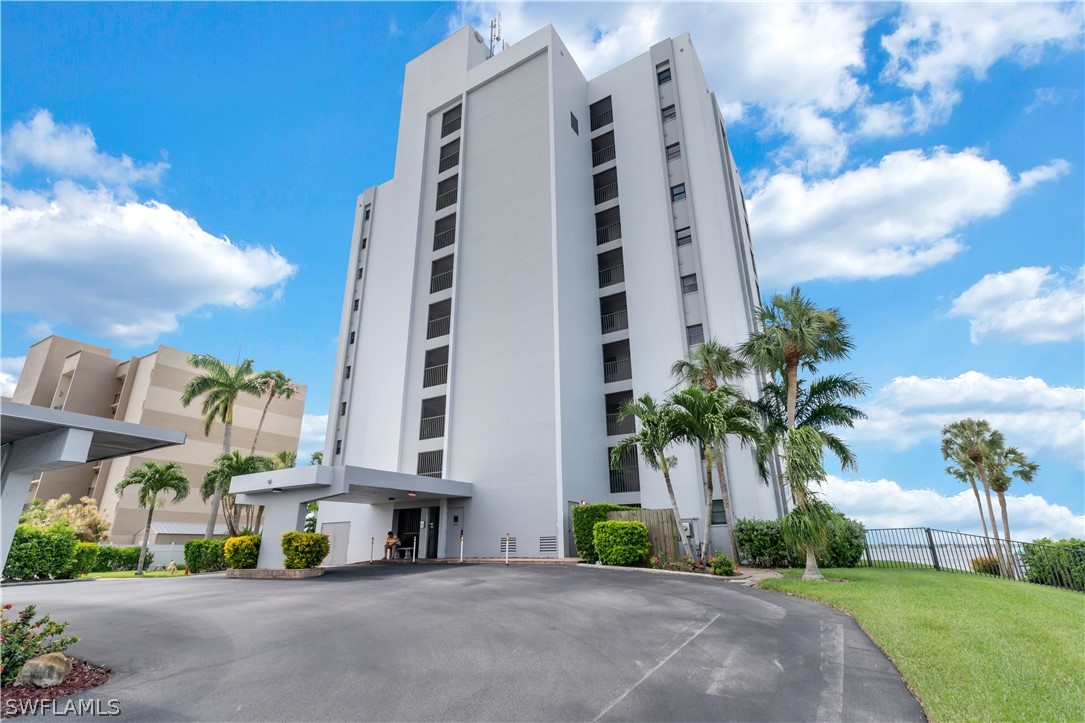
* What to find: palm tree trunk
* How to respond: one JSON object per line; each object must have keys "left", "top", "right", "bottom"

{"left": 254, "top": 505, "right": 265, "bottom": 536}
{"left": 700, "top": 449, "right": 713, "bottom": 563}
{"left": 712, "top": 440, "right": 739, "bottom": 562}
{"left": 660, "top": 462, "right": 695, "bottom": 560}
{"left": 967, "top": 477, "right": 994, "bottom": 558}
{"left": 136, "top": 503, "right": 155, "bottom": 575}
{"left": 785, "top": 358, "right": 799, "bottom": 430}
{"left": 803, "top": 546, "right": 824, "bottom": 580}
{"left": 996, "top": 490, "right": 1019, "bottom": 579}
{"left": 974, "top": 463, "right": 1011, "bottom": 579}
{"left": 250, "top": 393, "right": 275, "bottom": 455}
{"left": 206, "top": 417, "right": 233, "bottom": 539}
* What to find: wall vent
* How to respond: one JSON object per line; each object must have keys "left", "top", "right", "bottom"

{"left": 539, "top": 536, "right": 558, "bottom": 554}
{"left": 500, "top": 537, "right": 517, "bottom": 555}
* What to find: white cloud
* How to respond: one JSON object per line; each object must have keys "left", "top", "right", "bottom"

{"left": 747, "top": 148, "right": 1068, "bottom": 285}
{"left": 824, "top": 476, "right": 1085, "bottom": 542}
{"left": 881, "top": 2, "right": 1084, "bottom": 132}
{"left": 1, "top": 356, "right": 26, "bottom": 398}
{"left": 950, "top": 266, "right": 1085, "bottom": 344}
{"left": 1025, "top": 87, "right": 1061, "bottom": 114}
{"left": 2, "top": 110, "right": 168, "bottom": 197}
{"left": 851, "top": 372, "right": 1085, "bottom": 465}
{"left": 2, "top": 180, "right": 296, "bottom": 346}
{"left": 297, "top": 413, "right": 328, "bottom": 461}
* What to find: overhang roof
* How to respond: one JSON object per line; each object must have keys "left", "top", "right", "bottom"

{"left": 1, "top": 401, "right": 186, "bottom": 463}
{"left": 231, "top": 464, "right": 472, "bottom": 503}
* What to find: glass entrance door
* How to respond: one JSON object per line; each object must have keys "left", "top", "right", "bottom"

{"left": 426, "top": 506, "right": 440, "bottom": 558}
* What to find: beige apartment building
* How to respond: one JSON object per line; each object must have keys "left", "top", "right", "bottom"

{"left": 11, "top": 336, "right": 306, "bottom": 544}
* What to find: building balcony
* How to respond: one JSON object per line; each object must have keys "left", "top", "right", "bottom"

{"left": 590, "top": 109, "right": 613, "bottom": 131}
{"left": 609, "top": 466, "right": 640, "bottom": 494}
{"left": 598, "top": 264, "right": 625, "bottom": 288}
{"left": 441, "top": 116, "right": 461, "bottom": 138}
{"left": 606, "top": 412, "right": 635, "bottom": 436}
{"left": 594, "top": 182, "right": 618, "bottom": 205}
{"left": 603, "top": 357, "right": 632, "bottom": 383}
{"left": 423, "top": 363, "right": 448, "bottom": 388}
{"left": 427, "top": 315, "right": 451, "bottom": 339}
{"left": 592, "top": 145, "right": 616, "bottom": 167}
{"left": 439, "top": 151, "right": 460, "bottom": 173}
{"left": 420, "top": 414, "right": 446, "bottom": 440}
{"left": 596, "top": 222, "right": 622, "bottom": 245}
{"left": 433, "top": 228, "right": 455, "bottom": 251}
{"left": 436, "top": 188, "right": 458, "bottom": 211}
{"left": 430, "top": 270, "right": 454, "bottom": 293}
{"left": 600, "top": 309, "right": 628, "bottom": 335}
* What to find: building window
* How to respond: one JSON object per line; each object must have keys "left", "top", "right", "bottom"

{"left": 335, "top": 439, "right": 342, "bottom": 455}
{"left": 687, "top": 324, "right": 705, "bottom": 346}
{"left": 589, "top": 96, "right": 613, "bottom": 131}
{"left": 657, "top": 66, "right": 672, "bottom": 85}
{"left": 570, "top": 111, "right": 579, "bottom": 135}
{"left": 364, "top": 207, "right": 371, "bottom": 221}
{"left": 360, "top": 237, "right": 367, "bottom": 250}
{"left": 345, "top": 365, "right": 352, "bottom": 379}
{"left": 661, "top": 105, "right": 676, "bottom": 123}
{"left": 434, "top": 213, "right": 456, "bottom": 251}
{"left": 340, "top": 402, "right": 347, "bottom": 416}
{"left": 681, "top": 274, "right": 698, "bottom": 294}
{"left": 671, "top": 184, "right": 687, "bottom": 202}
{"left": 441, "top": 105, "right": 462, "bottom": 137}
{"left": 418, "top": 450, "right": 443, "bottom": 478}
{"left": 436, "top": 175, "right": 458, "bottom": 211}
{"left": 352, "top": 298, "right": 360, "bottom": 311}
{"left": 438, "top": 139, "right": 460, "bottom": 173}
{"left": 676, "top": 227, "right": 692, "bottom": 247}
{"left": 711, "top": 499, "right": 726, "bottom": 525}
{"left": 357, "top": 267, "right": 364, "bottom": 279}
{"left": 666, "top": 143, "right": 681, "bottom": 161}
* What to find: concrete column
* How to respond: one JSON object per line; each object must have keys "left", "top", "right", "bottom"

{"left": 436, "top": 497, "right": 449, "bottom": 559}
{"left": 1, "top": 471, "right": 35, "bottom": 567}
{"left": 240, "top": 490, "right": 314, "bottom": 569}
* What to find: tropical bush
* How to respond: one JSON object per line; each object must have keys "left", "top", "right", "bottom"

{"left": 20, "top": 494, "right": 112, "bottom": 542}
{"left": 707, "top": 551, "right": 736, "bottom": 576}
{"left": 224, "top": 535, "right": 261, "bottom": 569}
{"left": 970, "top": 555, "right": 1001, "bottom": 576}
{"left": 734, "top": 514, "right": 866, "bottom": 568}
{"left": 648, "top": 554, "right": 702, "bottom": 572}
{"left": 593, "top": 521, "right": 650, "bottom": 567}
{"left": 1, "top": 604, "right": 80, "bottom": 686}
{"left": 68, "top": 542, "right": 100, "bottom": 577}
{"left": 2, "top": 522, "right": 77, "bottom": 581}
{"left": 281, "top": 531, "right": 330, "bottom": 569}
{"left": 184, "top": 539, "right": 227, "bottom": 573}
{"left": 571, "top": 503, "right": 634, "bottom": 563}
{"left": 93, "top": 545, "right": 152, "bottom": 572}
{"left": 1021, "top": 538, "right": 1085, "bottom": 592}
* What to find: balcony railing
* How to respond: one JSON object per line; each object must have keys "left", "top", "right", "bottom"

{"left": 436, "top": 188, "right": 458, "bottom": 211}
{"left": 592, "top": 145, "right": 616, "bottom": 166}
{"left": 596, "top": 222, "right": 622, "bottom": 245}
{"left": 423, "top": 364, "right": 448, "bottom": 388}
{"left": 609, "top": 466, "right": 640, "bottom": 493}
{"left": 420, "top": 414, "right": 446, "bottom": 440}
{"left": 427, "top": 315, "right": 451, "bottom": 339}
{"left": 600, "top": 309, "right": 629, "bottom": 335}
{"left": 439, "top": 152, "right": 460, "bottom": 173}
{"left": 430, "top": 270, "right": 454, "bottom": 293}
{"left": 590, "top": 109, "right": 613, "bottom": 131}
{"left": 594, "top": 182, "right": 619, "bottom": 205}
{"left": 441, "top": 116, "right": 461, "bottom": 137}
{"left": 598, "top": 264, "right": 625, "bottom": 288}
{"left": 606, "top": 413, "right": 635, "bottom": 436}
{"left": 418, "top": 469, "right": 443, "bottom": 478}
{"left": 433, "top": 228, "right": 455, "bottom": 251}
{"left": 603, "top": 357, "right": 632, "bottom": 383}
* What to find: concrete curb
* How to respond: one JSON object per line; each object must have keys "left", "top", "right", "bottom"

{"left": 573, "top": 562, "right": 754, "bottom": 582}
{"left": 1, "top": 577, "right": 93, "bottom": 587}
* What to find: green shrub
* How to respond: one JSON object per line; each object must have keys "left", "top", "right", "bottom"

{"left": 68, "top": 542, "right": 100, "bottom": 577}
{"left": 648, "top": 554, "right": 702, "bottom": 572}
{"left": 1, "top": 604, "right": 80, "bottom": 686}
{"left": 735, "top": 514, "right": 866, "bottom": 568}
{"left": 970, "top": 555, "right": 1001, "bottom": 576}
{"left": 224, "top": 535, "right": 261, "bottom": 569}
{"left": 281, "top": 531, "right": 330, "bottom": 569}
{"left": 707, "top": 551, "right": 736, "bottom": 576}
{"left": 593, "top": 521, "right": 650, "bottom": 567}
{"left": 2, "top": 522, "right": 77, "bottom": 580}
{"left": 1021, "top": 538, "right": 1085, "bottom": 592}
{"left": 571, "top": 503, "right": 635, "bottom": 563}
{"left": 184, "top": 539, "right": 226, "bottom": 573}
{"left": 93, "top": 545, "right": 152, "bottom": 572}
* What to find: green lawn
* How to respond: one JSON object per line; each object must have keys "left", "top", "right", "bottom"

{"left": 760, "top": 568, "right": 1084, "bottom": 722}
{"left": 86, "top": 570, "right": 186, "bottom": 579}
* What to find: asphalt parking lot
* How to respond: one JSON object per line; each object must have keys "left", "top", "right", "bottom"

{"left": 3, "top": 564, "right": 924, "bottom": 721}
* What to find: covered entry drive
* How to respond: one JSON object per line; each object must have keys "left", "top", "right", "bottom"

{"left": 231, "top": 464, "right": 472, "bottom": 569}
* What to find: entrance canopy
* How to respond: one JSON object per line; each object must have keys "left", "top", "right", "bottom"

{"left": 230, "top": 464, "right": 472, "bottom": 503}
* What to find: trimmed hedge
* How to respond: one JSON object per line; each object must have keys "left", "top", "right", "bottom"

{"left": 571, "top": 503, "right": 635, "bottom": 563}
{"left": 184, "top": 539, "right": 227, "bottom": 573}
{"left": 69, "top": 542, "right": 100, "bottom": 577}
{"left": 3, "top": 523, "right": 77, "bottom": 580}
{"left": 593, "top": 521, "right": 650, "bottom": 567}
{"left": 94, "top": 546, "right": 152, "bottom": 572}
{"left": 281, "top": 531, "right": 330, "bottom": 569}
{"left": 735, "top": 514, "right": 866, "bottom": 568}
{"left": 1021, "top": 538, "right": 1085, "bottom": 592}
{"left": 224, "top": 535, "right": 261, "bottom": 569}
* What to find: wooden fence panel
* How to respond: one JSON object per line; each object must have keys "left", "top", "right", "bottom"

{"left": 607, "top": 509, "right": 681, "bottom": 561}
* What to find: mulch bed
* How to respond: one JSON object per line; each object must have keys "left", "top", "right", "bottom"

{"left": 0, "top": 660, "right": 111, "bottom": 718}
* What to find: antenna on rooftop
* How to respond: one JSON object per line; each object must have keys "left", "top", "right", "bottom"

{"left": 488, "top": 12, "right": 502, "bottom": 58}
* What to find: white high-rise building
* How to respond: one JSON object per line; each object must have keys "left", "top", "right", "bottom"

{"left": 239, "top": 25, "right": 782, "bottom": 567}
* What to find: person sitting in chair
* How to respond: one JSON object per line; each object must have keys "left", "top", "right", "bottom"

{"left": 384, "top": 531, "right": 400, "bottom": 560}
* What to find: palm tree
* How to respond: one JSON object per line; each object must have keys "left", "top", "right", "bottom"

{"left": 987, "top": 443, "right": 1039, "bottom": 578}
{"left": 944, "top": 451, "right": 994, "bottom": 558}
{"left": 778, "top": 426, "right": 839, "bottom": 580}
{"left": 941, "top": 419, "right": 1011, "bottom": 577}
{"left": 310, "top": 451, "right": 324, "bottom": 466}
{"left": 115, "top": 462, "right": 190, "bottom": 575}
{"left": 250, "top": 371, "right": 300, "bottom": 455}
{"left": 740, "top": 287, "right": 853, "bottom": 431}
{"left": 273, "top": 450, "right": 297, "bottom": 469}
{"left": 753, "top": 373, "right": 867, "bottom": 486}
{"left": 201, "top": 451, "right": 277, "bottom": 537}
{"left": 609, "top": 394, "right": 694, "bottom": 559}
{"left": 180, "top": 353, "right": 264, "bottom": 538}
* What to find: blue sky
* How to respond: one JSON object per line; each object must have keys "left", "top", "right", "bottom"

{"left": 3, "top": 2, "right": 1082, "bottom": 539}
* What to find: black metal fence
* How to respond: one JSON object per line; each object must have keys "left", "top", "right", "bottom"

{"left": 863, "top": 527, "right": 1085, "bottom": 592}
